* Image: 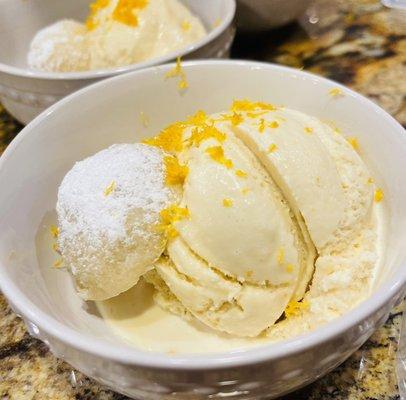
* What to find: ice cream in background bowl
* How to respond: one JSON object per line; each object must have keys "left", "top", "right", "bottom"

{"left": 0, "top": 0, "right": 235, "bottom": 123}
{"left": 0, "top": 61, "right": 405, "bottom": 399}
{"left": 27, "top": 0, "right": 207, "bottom": 72}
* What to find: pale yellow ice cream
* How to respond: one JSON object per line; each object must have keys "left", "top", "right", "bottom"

{"left": 153, "top": 131, "right": 315, "bottom": 337}
{"left": 230, "top": 104, "right": 373, "bottom": 252}
{"left": 27, "top": 0, "right": 206, "bottom": 72}
{"left": 139, "top": 100, "right": 380, "bottom": 342}
{"left": 88, "top": 0, "right": 207, "bottom": 70}
{"left": 56, "top": 100, "right": 382, "bottom": 351}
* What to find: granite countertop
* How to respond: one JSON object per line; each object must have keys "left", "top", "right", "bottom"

{"left": 0, "top": 0, "right": 405, "bottom": 399}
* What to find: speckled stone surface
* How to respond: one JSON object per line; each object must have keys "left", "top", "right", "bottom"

{"left": 0, "top": 0, "right": 405, "bottom": 399}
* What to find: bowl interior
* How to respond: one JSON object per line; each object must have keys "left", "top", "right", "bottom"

{"left": 0, "top": 61, "right": 405, "bottom": 354}
{"left": 0, "top": 0, "right": 229, "bottom": 69}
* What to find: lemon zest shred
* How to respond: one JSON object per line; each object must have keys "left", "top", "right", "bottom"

{"left": 285, "top": 299, "right": 309, "bottom": 318}
{"left": 205, "top": 146, "right": 233, "bottom": 169}
{"left": 347, "top": 137, "right": 359, "bottom": 151}
{"left": 143, "top": 122, "right": 185, "bottom": 153}
{"left": 178, "top": 78, "right": 188, "bottom": 90}
{"left": 104, "top": 180, "right": 116, "bottom": 196}
{"left": 235, "top": 169, "right": 247, "bottom": 178}
{"left": 188, "top": 125, "right": 226, "bottom": 147}
{"left": 268, "top": 143, "right": 278, "bottom": 153}
{"left": 53, "top": 259, "right": 63, "bottom": 269}
{"left": 185, "top": 110, "right": 208, "bottom": 126}
{"left": 165, "top": 57, "right": 188, "bottom": 91}
{"left": 374, "top": 188, "right": 384, "bottom": 202}
{"left": 286, "top": 264, "right": 294, "bottom": 273}
{"left": 112, "top": 0, "right": 148, "bottom": 27}
{"left": 50, "top": 225, "right": 59, "bottom": 238}
{"left": 329, "top": 87, "right": 344, "bottom": 97}
{"left": 222, "top": 198, "right": 233, "bottom": 207}
{"left": 85, "top": 0, "right": 110, "bottom": 30}
{"left": 231, "top": 99, "right": 277, "bottom": 112}
{"left": 220, "top": 112, "right": 244, "bottom": 126}
{"left": 181, "top": 19, "right": 191, "bottom": 31}
{"left": 164, "top": 156, "right": 188, "bottom": 186}
{"left": 258, "top": 118, "right": 266, "bottom": 133}
{"left": 304, "top": 126, "right": 313, "bottom": 134}
{"left": 269, "top": 121, "right": 279, "bottom": 129}
{"left": 159, "top": 205, "right": 189, "bottom": 239}
{"left": 277, "top": 247, "right": 285, "bottom": 265}
{"left": 367, "top": 177, "right": 374, "bottom": 184}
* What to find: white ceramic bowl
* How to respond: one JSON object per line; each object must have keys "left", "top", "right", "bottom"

{"left": 0, "top": 0, "right": 236, "bottom": 124}
{"left": 236, "top": 0, "right": 310, "bottom": 31}
{"left": 0, "top": 61, "right": 405, "bottom": 399}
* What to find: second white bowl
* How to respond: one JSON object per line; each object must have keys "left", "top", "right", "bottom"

{"left": 0, "top": 0, "right": 236, "bottom": 124}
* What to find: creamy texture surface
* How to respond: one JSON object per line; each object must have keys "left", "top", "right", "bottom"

{"left": 27, "top": 0, "right": 206, "bottom": 72}
{"left": 97, "top": 280, "right": 270, "bottom": 353}
{"left": 97, "top": 202, "right": 383, "bottom": 353}
{"left": 57, "top": 100, "right": 384, "bottom": 353}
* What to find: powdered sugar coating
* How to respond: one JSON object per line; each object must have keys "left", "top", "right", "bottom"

{"left": 57, "top": 143, "right": 176, "bottom": 300}
{"left": 58, "top": 143, "right": 171, "bottom": 244}
{"left": 28, "top": 20, "right": 90, "bottom": 72}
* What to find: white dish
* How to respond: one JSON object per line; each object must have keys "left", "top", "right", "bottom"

{"left": 0, "top": 0, "right": 236, "bottom": 124}
{"left": 0, "top": 60, "right": 405, "bottom": 399}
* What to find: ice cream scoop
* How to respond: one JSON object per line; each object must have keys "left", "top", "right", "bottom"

{"left": 146, "top": 118, "right": 315, "bottom": 337}
{"left": 229, "top": 103, "right": 373, "bottom": 252}
{"left": 88, "top": 0, "right": 207, "bottom": 70}
{"left": 56, "top": 143, "right": 177, "bottom": 300}
{"left": 27, "top": 0, "right": 206, "bottom": 72}
{"left": 144, "top": 101, "right": 375, "bottom": 337}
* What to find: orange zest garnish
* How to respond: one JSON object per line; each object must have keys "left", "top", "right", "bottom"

{"left": 50, "top": 225, "right": 59, "bottom": 238}
{"left": 347, "top": 137, "right": 359, "bottom": 151}
{"left": 329, "top": 87, "right": 344, "bottom": 97}
{"left": 112, "top": 0, "right": 148, "bottom": 27}
{"left": 220, "top": 112, "right": 244, "bottom": 126}
{"left": 53, "top": 259, "right": 63, "bottom": 269}
{"left": 164, "top": 156, "right": 188, "bottom": 186}
{"left": 231, "top": 99, "right": 277, "bottom": 112}
{"left": 185, "top": 110, "right": 208, "bottom": 126}
{"left": 181, "top": 20, "right": 191, "bottom": 31}
{"left": 374, "top": 188, "right": 384, "bottom": 202}
{"left": 85, "top": 0, "right": 110, "bottom": 30}
{"left": 159, "top": 205, "right": 190, "bottom": 239}
{"left": 104, "top": 180, "right": 116, "bottom": 196}
{"left": 235, "top": 169, "right": 247, "bottom": 178}
{"left": 165, "top": 57, "right": 188, "bottom": 91}
{"left": 205, "top": 146, "right": 233, "bottom": 169}
{"left": 268, "top": 143, "right": 278, "bottom": 153}
{"left": 285, "top": 299, "right": 309, "bottom": 318}
{"left": 277, "top": 247, "right": 285, "bottom": 265}
{"left": 188, "top": 125, "right": 225, "bottom": 147}
{"left": 143, "top": 122, "right": 185, "bottom": 153}
{"left": 222, "top": 198, "right": 233, "bottom": 207}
